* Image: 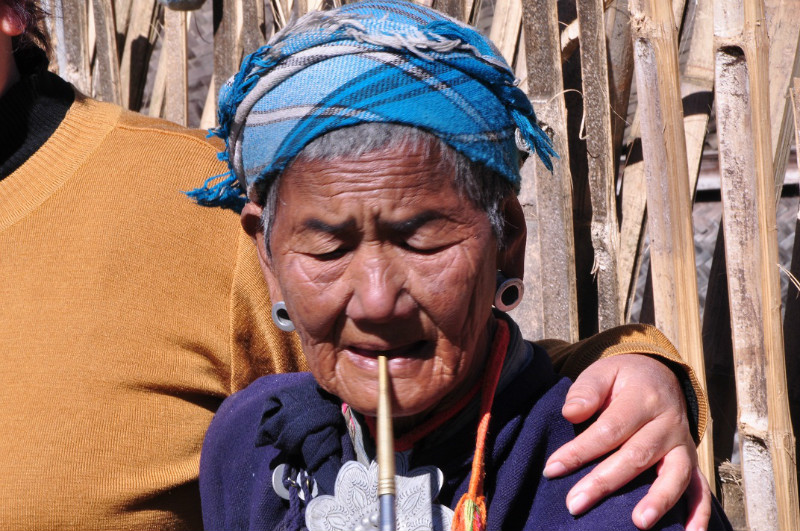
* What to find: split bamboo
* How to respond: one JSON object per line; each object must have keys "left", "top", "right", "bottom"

{"left": 54, "top": 0, "right": 91, "bottom": 95}
{"left": 784, "top": 78, "right": 800, "bottom": 489}
{"left": 119, "top": 0, "right": 160, "bottom": 110}
{"left": 628, "top": 0, "right": 714, "bottom": 486}
{"left": 576, "top": 0, "right": 621, "bottom": 330}
{"left": 164, "top": 9, "right": 188, "bottom": 126}
{"left": 514, "top": 0, "right": 579, "bottom": 343}
{"left": 91, "top": 0, "right": 122, "bottom": 105}
{"left": 714, "top": 0, "right": 799, "bottom": 528}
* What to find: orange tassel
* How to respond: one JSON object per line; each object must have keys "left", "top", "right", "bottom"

{"left": 451, "top": 320, "right": 509, "bottom": 531}
{"left": 452, "top": 494, "right": 487, "bottom": 531}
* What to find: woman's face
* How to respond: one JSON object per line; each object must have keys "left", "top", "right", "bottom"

{"left": 262, "top": 141, "right": 501, "bottom": 426}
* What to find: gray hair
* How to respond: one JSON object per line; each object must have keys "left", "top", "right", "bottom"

{"left": 254, "top": 123, "right": 514, "bottom": 255}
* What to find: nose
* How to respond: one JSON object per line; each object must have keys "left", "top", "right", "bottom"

{"left": 345, "top": 245, "right": 414, "bottom": 323}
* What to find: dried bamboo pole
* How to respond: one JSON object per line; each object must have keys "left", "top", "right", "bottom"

{"left": 200, "top": 74, "right": 217, "bottom": 129}
{"left": 120, "top": 0, "right": 160, "bottom": 110}
{"left": 605, "top": 0, "right": 634, "bottom": 169}
{"left": 114, "top": 0, "right": 134, "bottom": 46}
{"left": 147, "top": 42, "right": 167, "bottom": 119}
{"left": 703, "top": 0, "right": 800, "bottom": 473}
{"left": 164, "top": 9, "right": 189, "bottom": 126}
{"left": 241, "top": 0, "right": 267, "bottom": 54}
{"left": 54, "top": 0, "right": 91, "bottom": 94}
{"left": 488, "top": 0, "right": 521, "bottom": 66}
{"left": 560, "top": 0, "right": 614, "bottom": 63}
{"left": 617, "top": 0, "right": 689, "bottom": 317}
{"left": 576, "top": 0, "right": 621, "bottom": 330}
{"left": 213, "top": 0, "right": 244, "bottom": 103}
{"left": 628, "top": 0, "right": 713, "bottom": 485}
{"left": 432, "top": 0, "right": 464, "bottom": 20}
{"left": 765, "top": 0, "right": 800, "bottom": 188}
{"left": 784, "top": 78, "right": 800, "bottom": 489}
{"left": 714, "top": 0, "right": 800, "bottom": 528}
{"left": 91, "top": 0, "right": 122, "bottom": 105}
{"left": 513, "top": 0, "right": 578, "bottom": 343}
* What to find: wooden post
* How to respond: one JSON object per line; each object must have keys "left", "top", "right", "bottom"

{"left": 605, "top": 0, "right": 634, "bottom": 170}
{"left": 213, "top": 0, "right": 243, "bottom": 103}
{"left": 54, "top": 0, "right": 91, "bottom": 94}
{"left": 714, "top": 0, "right": 800, "bottom": 528}
{"left": 164, "top": 9, "right": 189, "bottom": 126}
{"left": 512, "top": 0, "right": 578, "bottom": 343}
{"left": 628, "top": 0, "right": 714, "bottom": 486}
{"left": 784, "top": 77, "right": 800, "bottom": 493}
{"left": 702, "top": 0, "right": 800, "bottom": 479}
{"left": 488, "top": 0, "right": 522, "bottom": 67}
{"left": 119, "top": 0, "right": 160, "bottom": 110}
{"left": 91, "top": 0, "right": 122, "bottom": 105}
{"left": 617, "top": 0, "right": 692, "bottom": 317}
{"left": 576, "top": 0, "right": 621, "bottom": 330}
{"left": 766, "top": 0, "right": 800, "bottom": 188}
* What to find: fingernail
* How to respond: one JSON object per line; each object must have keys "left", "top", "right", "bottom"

{"left": 639, "top": 508, "right": 659, "bottom": 529}
{"left": 543, "top": 461, "right": 567, "bottom": 478}
{"left": 564, "top": 397, "right": 586, "bottom": 408}
{"left": 567, "top": 492, "right": 590, "bottom": 515}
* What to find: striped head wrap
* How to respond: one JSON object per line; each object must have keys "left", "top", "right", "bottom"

{"left": 187, "top": 0, "right": 557, "bottom": 210}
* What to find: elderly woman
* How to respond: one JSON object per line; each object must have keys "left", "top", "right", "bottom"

{"left": 195, "top": 2, "right": 729, "bottom": 530}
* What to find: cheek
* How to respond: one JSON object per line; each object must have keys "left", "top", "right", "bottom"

{"left": 277, "top": 255, "right": 348, "bottom": 339}
{"left": 411, "top": 243, "right": 496, "bottom": 338}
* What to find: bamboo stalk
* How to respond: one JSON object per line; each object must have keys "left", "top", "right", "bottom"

{"left": 200, "top": 74, "right": 217, "bottom": 130}
{"left": 488, "top": 0, "right": 522, "bottom": 67}
{"left": 119, "top": 0, "right": 161, "bottom": 110}
{"left": 766, "top": 0, "right": 800, "bottom": 189}
{"left": 604, "top": 0, "right": 634, "bottom": 172}
{"left": 714, "top": 1, "right": 800, "bottom": 528}
{"left": 91, "top": 0, "right": 122, "bottom": 105}
{"left": 702, "top": 0, "right": 800, "bottom": 477}
{"left": 560, "top": 0, "right": 614, "bottom": 64}
{"left": 54, "top": 0, "right": 91, "bottom": 94}
{"left": 618, "top": 0, "right": 705, "bottom": 317}
{"left": 241, "top": 0, "right": 266, "bottom": 55}
{"left": 784, "top": 77, "right": 800, "bottom": 492}
{"left": 514, "top": 0, "right": 578, "bottom": 343}
{"left": 213, "top": 0, "right": 244, "bottom": 102}
{"left": 148, "top": 43, "right": 167, "bottom": 119}
{"left": 628, "top": 0, "right": 713, "bottom": 485}
{"left": 576, "top": 0, "right": 621, "bottom": 330}
{"left": 164, "top": 9, "right": 189, "bottom": 126}
{"left": 432, "top": 0, "right": 464, "bottom": 20}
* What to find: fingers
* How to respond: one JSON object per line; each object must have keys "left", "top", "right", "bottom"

{"left": 559, "top": 361, "right": 616, "bottom": 424}
{"left": 630, "top": 448, "right": 695, "bottom": 529}
{"left": 683, "top": 467, "right": 712, "bottom": 531}
{"left": 561, "top": 419, "right": 688, "bottom": 516}
{"left": 545, "top": 399, "right": 651, "bottom": 478}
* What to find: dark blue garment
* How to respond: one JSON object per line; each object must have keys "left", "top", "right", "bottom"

{"left": 200, "top": 344, "right": 731, "bottom": 531}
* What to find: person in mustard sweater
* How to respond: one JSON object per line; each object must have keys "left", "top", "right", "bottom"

{"left": 0, "top": 2, "right": 710, "bottom": 530}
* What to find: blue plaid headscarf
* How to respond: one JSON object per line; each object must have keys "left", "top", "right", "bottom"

{"left": 187, "top": 0, "right": 557, "bottom": 210}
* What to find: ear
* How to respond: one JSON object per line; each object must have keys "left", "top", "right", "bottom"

{"left": 497, "top": 195, "right": 526, "bottom": 280}
{"left": 241, "top": 201, "right": 285, "bottom": 303}
{"left": 0, "top": 5, "right": 25, "bottom": 37}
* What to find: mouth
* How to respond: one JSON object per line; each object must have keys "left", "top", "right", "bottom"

{"left": 347, "top": 340, "right": 428, "bottom": 359}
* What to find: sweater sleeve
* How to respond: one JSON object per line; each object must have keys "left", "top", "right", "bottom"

{"left": 536, "top": 324, "right": 707, "bottom": 444}
{"left": 228, "top": 230, "right": 307, "bottom": 393}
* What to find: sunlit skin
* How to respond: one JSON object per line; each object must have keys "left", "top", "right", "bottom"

{"left": 247, "top": 141, "right": 523, "bottom": 432}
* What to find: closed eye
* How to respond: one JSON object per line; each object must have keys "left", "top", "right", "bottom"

{"left": 397, "top": 240, "right": 454, "bottom": 255}
{"left": 311, "top": 247, "right": 351, "bottom": 261}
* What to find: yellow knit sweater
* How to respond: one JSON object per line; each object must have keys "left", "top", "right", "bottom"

{"left": 0, "top": 94, "right": 304, "bottom": 530}
{"left": 0, "top": 92, "right": 706, "bottom": 530}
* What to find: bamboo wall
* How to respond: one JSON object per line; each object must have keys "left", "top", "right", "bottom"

{"left": 40, "top": 0, "right": 800, "bottom": 528}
